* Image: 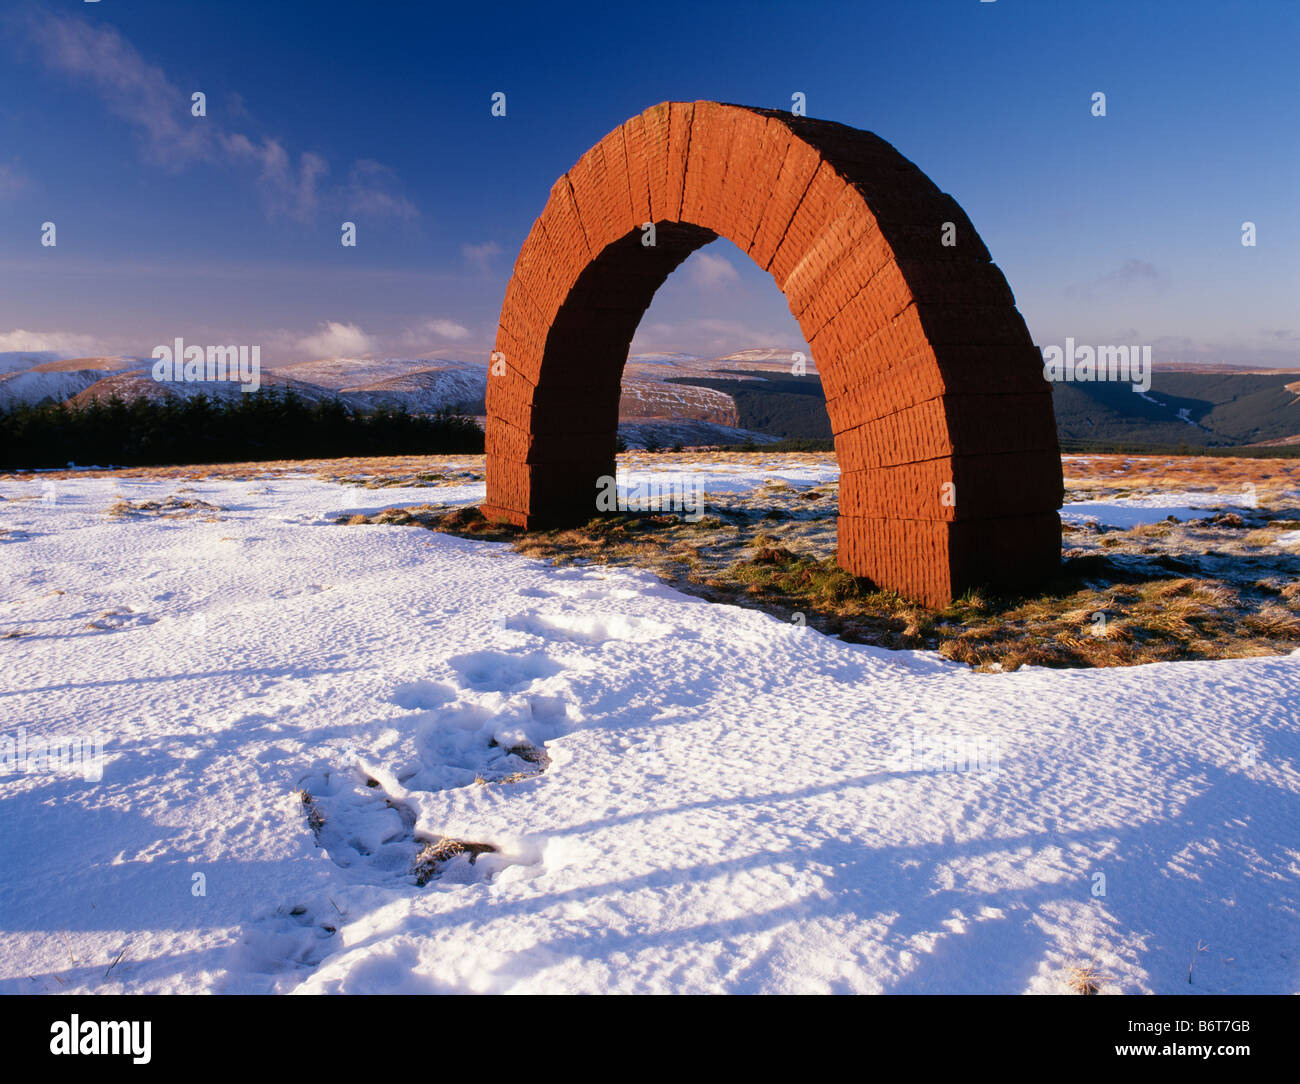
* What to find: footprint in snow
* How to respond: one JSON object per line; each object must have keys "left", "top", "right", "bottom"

{"left": 292, "top": 712, "right": 554, "bottom": 888}
{"left": 224, "top": 900, "right": 339, "bottom": 988}
{"left": 81, "top": 606, "right": 156, "bottom": 633}
{"left": 446, "top": 649, "right": 562, "bottom": 692}
{"left": 295, "top": 770, "right": 420, "bottom": 882}
{"left": 292, "top": 766, "right": 522, "bottom": 895}
{"left": 538, "top": 577, "right": 642, "bottom": 602}
{"left": 391, "top": 679, "right": 456, "bottom": 710}
{"left": 505, "top": 610, "right": 673, "bottom": 645}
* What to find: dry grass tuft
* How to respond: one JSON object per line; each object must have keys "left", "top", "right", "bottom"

{"left": 296, "top": 789, "right": 325, "bottom": 838}
{"left": 1244, "top": 605, "right": 1300, "bottom": 637}
{"left": 1243, "top": 529, "right": 1280, "bottom": 547}
{"left": 411, "top": 837, "right": 497, "bottom": 885}
{"left": 1066, "top": 963, "right": 1110, "bottom": 995}
{"left": 108, "top": 495, "right": 223, "bottom": 519}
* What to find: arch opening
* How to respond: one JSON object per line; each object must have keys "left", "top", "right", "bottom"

{"left": 482, "top": 101, "right": 1063, "bottom": 607}
{"left": 630, "top": 237, "right": 827, "bottom": 445}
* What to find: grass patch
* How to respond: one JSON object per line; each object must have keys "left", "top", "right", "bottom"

{"left": 1066, "top": 963, "right": 1111, "bottom": 995}
{"left": 323, "top": 468, "right": 483, "bottom": 489}
{"left": 333, "top": 453, "right": 1300, "bottom": 671}
{"left": 108, "top": 495, "right": 223, "bottom": 519}
{"left": 411, "top": 838, "right": 497, "bottom": 886}
{"left": 296, "top": 790, "right": 326, "bottom": 839}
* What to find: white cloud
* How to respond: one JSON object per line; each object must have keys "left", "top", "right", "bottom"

{"left": 0, "top": 328, "right": 106, "bottom": 356}
{"left": 221, "top": 134, "right": 329, "bottom": 224}
{"left": 463, "top": 242, "right": 502, "bottom": 274}
{"left": 392, "top": 319, "right": 474, "bottom": 354}
{"left": 420, "top": 319, "right": 471, "bottom": 341}
{"left": 18, "top": 10, "right": 417, "bottom": 224}
{"left": 630, "top": 317, "right": 786, "bottom": 355}
{"left": 296, "top": 321, "right": 373, "bottom": 359}
{"left": 688, "top": 251, "right": 740, "bottom": 289}
{"left": 21, "top": 10, "right": 207, "bottom": 170}
{"left": 346, "top": 160, "right": 418, "bottom": 222}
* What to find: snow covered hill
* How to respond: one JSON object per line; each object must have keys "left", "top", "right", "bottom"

{"left": 334, "top": 365, "right": 488, "bottom": 414}
{"left": 67, "top": 368, "right": 335, "bottom": 407}
{"left": 0, "top": 352, "right": 64, "bottom": 376}
{"left": 0, "top": 349, "right": 813, "bottom": 444}
{"left": 271, "top": 357, "right": 487, "bottom": 414}
{"left": 270, "top": 357, "right": 465, "bottom": 390}
{"left": 0, "top": 464, "right": 1295, "bottom": 994}
{"left": 619, "top": 378, "right": 739, "bottom": 425}
{"left": 0, "top": 356, "right": 141, "bottom": 410}
{"left": 0, "top": 354, "right": 488, "bottom": 416}
{"left": 0, "top": 369, "right": 118, "bottom": 410}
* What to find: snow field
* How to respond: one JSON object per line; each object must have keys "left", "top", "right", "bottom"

{"left": 0, "top": 468, "right": 1296, "bottom": 994}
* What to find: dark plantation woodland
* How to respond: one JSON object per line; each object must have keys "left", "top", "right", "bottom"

{"left": 0, "top": 389, "right": 484, "bottom": 469}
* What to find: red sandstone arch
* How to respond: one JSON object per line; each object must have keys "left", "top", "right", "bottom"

{"left": 482, "top": 101, "right": 1062, "bottom": 607}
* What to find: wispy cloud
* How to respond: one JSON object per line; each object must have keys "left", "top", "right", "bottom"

{"left": 345, "top": 160, "right": 418, "bottom": 222}
{"left": 1137, "top": 333, "right": 1300, "bottom": 368}
{"left": 687, "top": 251, "right": 740, "bottom": 289}
{"left": 267, "top": 318, "right": 475, "bottom": 362}
{"left": 462, "top": 241, "right": 502, "bottom": 274}
{"left": 1066, "top": 258, "right": 1168, "bottom": 302}
{"left": 21, "top": 9, "right": 208, "bottom": 169}
{"left": 418, "top": 319, "right": 471, "bottom": 341}
{"left": 15, "top": 9, "right": 418, "bottom": 224}
{"left": 393, "top": 318, "right": 475, "bottom": 355}
{"left": 0, "top": 328, "right": 107, "bottom": 356}
{"left": 631, "top": 317, "right": 796, "bottom": 355}
{"left": 220, "top": 134, "right": 330, "bottom": 222}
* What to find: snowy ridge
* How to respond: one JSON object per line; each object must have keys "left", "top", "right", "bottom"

{"left": 336, "top": 366, "right": 487, "bottom": 413}
{"left": 0, "top": 351, "right": 64, "bottom": 376}
{"left": 618, "top": 378, "right": 739, "bottom": 424}
{"left": 270, "top": 357, "right": 474, "bottom": 391}
{"left": 0, "top": 348, "right": 820, "bottom": 441}
{"left": 67, "top": 369, "right": 337, "bottom": 407}
{"left": 0, "top": 369, "right": 121, "bottom": 410}
{"left": 0, "top": 356, "right": 143, "bottom": 408}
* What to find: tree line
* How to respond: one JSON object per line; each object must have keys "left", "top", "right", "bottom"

{"left": 0, "top": 389, "right": 484, "bottom": 469}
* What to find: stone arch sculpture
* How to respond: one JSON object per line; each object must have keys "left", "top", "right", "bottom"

{"left": 482, "top": 101, "right": 1062, "bottom": 607}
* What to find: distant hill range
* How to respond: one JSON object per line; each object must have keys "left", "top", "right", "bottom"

{"left": 1050, "top": 370, "right": 1300, "bottom": 448}
{"left": 0, "top": 354, "right": 490, "bottom": 416}
{"left": 4, "top": 348, "right": 1298, "bottom": 451}
{"left": 666, "top": 360, "right": 1300, "bottom": 450}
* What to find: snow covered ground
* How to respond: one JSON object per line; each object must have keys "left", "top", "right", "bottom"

{"left": 1061, "top": 491, "right": 1254, "bottom": 529}
{"left": 1, "top": 466, "right": 1297, "bottom": 994}
{"left": 618, "top": 458, "right": 839, "bottom": 496}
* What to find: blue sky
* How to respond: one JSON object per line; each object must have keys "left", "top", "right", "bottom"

{"left": 1, "top": 0, "right": 1296, "bottom": 366}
